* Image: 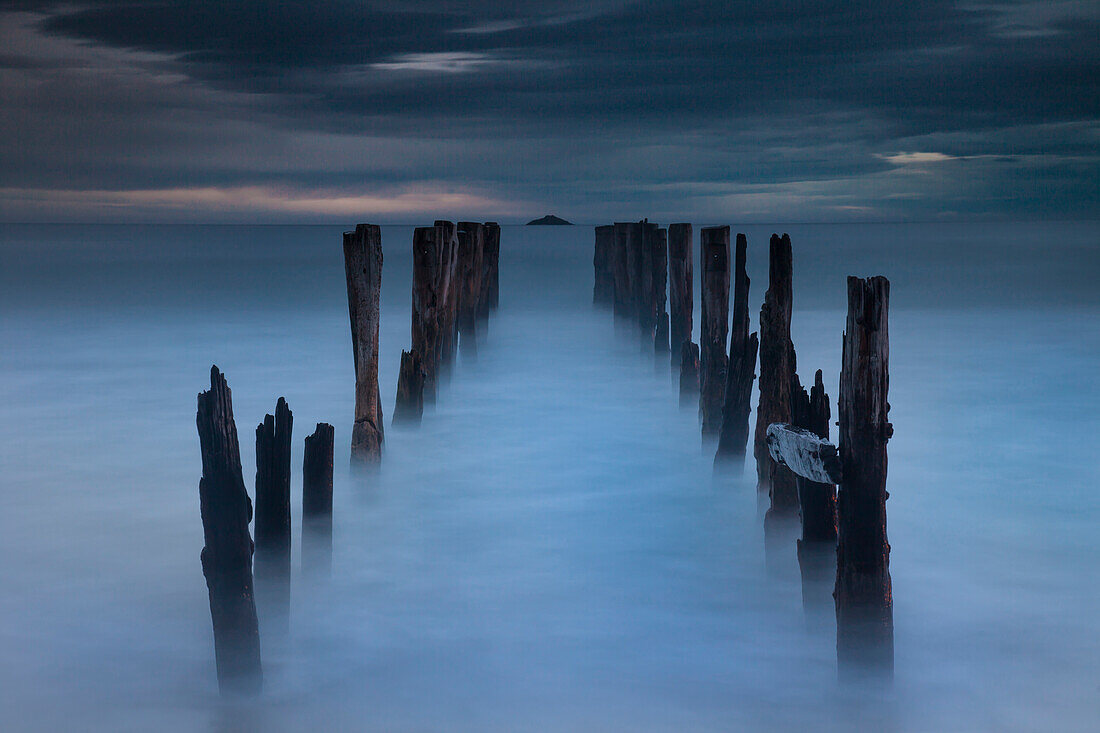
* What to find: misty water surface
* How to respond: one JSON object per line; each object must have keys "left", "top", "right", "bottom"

{"left": 0, "top": 222, "right": 1098, "bottom": 732}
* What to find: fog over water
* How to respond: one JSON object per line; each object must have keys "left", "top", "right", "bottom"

{"left": 0, "top": 222, "right": 1098, "bottom": 731}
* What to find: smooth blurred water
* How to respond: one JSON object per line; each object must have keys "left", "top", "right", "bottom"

{"left": 0, "top": 221, "right": 1097, "bottom": 732}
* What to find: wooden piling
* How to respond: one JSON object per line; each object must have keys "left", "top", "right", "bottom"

{"left": 436, "top": 220, "right": 461, "bottom": 374}
{"left": 254, "top": 397, "right": 292, "bottom": 626}
{"left": 793, "top": 370, "right": 837, "bottom": 612}
{"left": 667, "top": 223, "right": 693, "bottom": 368}
{"left": 344, "top": 224, "right": 385, "bottom": 463}
{"left": 611, "top": 222, "right": 636, "bottom": 325}
{"left": 483, "top": 222, "right": 500, "bottom": 314}
{"left": 716, "top": 233, "right": 758, "bottom": 462}
{"left": 836, "top": 276, "right": 893, "bottom": 677}
{"left": 456, "top": 222, "right": 485, "bottom": 360}
{"left": 754, "top": 234, "right": 797, "bottom": 508}
{"left": 635, "top": 221, "right": 658, "bottom": 344}
{"left": 196, "top": 366, "right": 262, "bottom": 694}
{"left": 593, "top": 225, "right": 615, "bottom": 307}
{"left": 302, "top": 422, "right": 335, "bottom": 577}
{"left": 412, "top": 225, "right": 443, "bottom": 401}
{"left": 653, "top": 226, "right": 669, "bottom": 354}
{"left": 679, "top": 341, "right": 700, "bottom": 407}
{"left": 393, "top": 349, "right": 425, "bottom": 426}
{"left": 699, "top": 226, "right": 730, "bottom": 436}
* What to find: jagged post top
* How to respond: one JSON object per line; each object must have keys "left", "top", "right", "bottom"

{"left": 197, "top": 365, "right": 242, "bottom": 478}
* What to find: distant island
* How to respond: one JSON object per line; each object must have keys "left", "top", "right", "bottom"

{"left": 526, "top": 214, "right": 572, "bottom": 226}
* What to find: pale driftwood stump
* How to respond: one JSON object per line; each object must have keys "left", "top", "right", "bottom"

{"left": 302, "top": 422, "right": 334, "bottom": 576}
{"left": 344, "top": 224, "right": 384, "bottom": 463}
{"left": 836, "top": 275, "right": 893, "bottom": 677}
{"left": 196, "top": 366, "right": 262, "bottom": 694}
{"left": 716, "top": 233, "right": 757, "bottom": 462}
{"left": 667, "top": 223, "right": 693, "bottom": 368}
{"left": 699, "top": 226, "right": 730, "bottom": 436}
{"left": 254, "top": 397, "right": 292, "bottom": 628}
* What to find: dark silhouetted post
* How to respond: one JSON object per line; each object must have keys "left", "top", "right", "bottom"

{"left": 635, "top": 220, "right": 658, "bottom": 345}
{"left": 699, "top": 226, "right": 730, "bottom": 436}
{"left": 653, "top": 226, "right": 669, "bottom": 355}
{"left": 344, "top": 224, "right": 384, "bottom": 463}
{"left": 413, "top": 225, "right": 443, "bottom": 401}
{"left": 836, "top": 276, "right": 893, "bottom": 677}
{"left": 302, "top": 422, "right": 334, "bottom": 577}
{"left": 254, "top": 397, "right": 292, "bottom": 628}
{"left": 755, "top": 234, "right": 797, "bottom": 506}
{"left": 436, "top": 220, "right": 461, "bottom": 375}
{"left": 679, "top": 341, "right": 700, "bottom": 407}
{"left": 593, "top": 225, "right": 615, "bottom": 307}
{"left": 792, "top": 370, "right": 837, "bottom": 613}
{"left": 457, "top": 222, "right": 485, "bottom": 359}
{"left": 611, "top": 222, "right": 636, "bottom": 327}
{"left": 668, "top": 223, "right": 693, "bottom": 368}
{"left": 196, "top": 366, "right": 262, "bottom": 694}
{"left": 716, "top": 233, "right": 758, "bottom": 464}
{"left": 393, "top": 349, "right": 425, "bottom": 426}
{"left": 483, "top": 222, "right": 500, "bottom": 314}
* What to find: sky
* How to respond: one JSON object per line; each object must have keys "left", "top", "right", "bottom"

{"left": 1, "top": 1, "right": 1097, "bottom": 223}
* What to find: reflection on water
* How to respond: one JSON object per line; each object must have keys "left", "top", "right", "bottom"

{"left": 0, "top": 222, "right": 1098, "bottom": 731}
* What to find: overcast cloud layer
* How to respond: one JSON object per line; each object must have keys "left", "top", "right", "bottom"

{"left": 2, "top": 1, "right": 1097, "bottom": 222}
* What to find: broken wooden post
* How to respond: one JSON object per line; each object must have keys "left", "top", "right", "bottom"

{"left": 483, "top": 222, "right": 500, "bottom": 315}
{"left": 344, "top": 224, "right": 385, "bottom": 464}
{"left": 593, "top": 225, "right": 615, "bottom": 308}
{"left": 793, "top": 370, "right": 838, "bottom": 613}
{"left": 196, "top": 366, "right": 262, "bottom": 694}
{"left": 653, "top": 226, "right": 669, "bottom": 355}
{"left": 436, "top": 220, "right": 461, "bottom": 375}
{"left": 392, "top": 349, "right": 425, "bottom": 426}
{"left": 254, "top": 397, "right": 292, "bottom": 629}
{"left": 699, "top": 226, "right": 730, "bottom": 436}
{"left": 679, "top": 340, "right": 700, "bottom": 407}
{"left": 755, "top": 234, "right": 798, "bottom": 510}
{"left": 302, "top": 422, "right": 335, "bottom": 577}
{"left": 836, "top": 275, "right": 893, "bottom": 677}
{"left": 667, "top": 223, "right": 693, "bottom": 368}
{"left": 457, "top": 222, "right": 485, "bottom": 359}
{"left": 716, "top": 233, "right": 758, "bottom": 463}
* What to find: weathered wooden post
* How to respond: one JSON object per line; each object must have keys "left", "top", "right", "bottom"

{"left": 679, "top": 341, "right": 700, "bottom": 407}
{"left": 254, "top": 397, "right": 292, "bottom": 628}
{"left": 754, "top": 234, "right": 798, "bottom": 507}
{"left": 412, "top": 225, "right": 443, "bottom": 402}
{"left": 653, "top": 226, "right": 669, "bottom": 355}
{"left": 483, "top": 222, "right": 500, "bottom": 314}
{"left": 302, "top": 422, "right": 335, "bottom": 577}
{"left": 791, "top": 370, "right": 837, "bottom": 613}
{"left": 634, "top": 221, "right": 658, "bottom": 344}
{"left": 699, "top": 226, "right": 730, "bottom": 436}
{"left": 593, "top": 225, "right": 615, "bottom": 307}
{"left": 611, "top": 222, "right": 635, "bottom": 327}
{"left": 344, "top": 224, "right": 385, "bottom": 464}
{"left": 716, "top": 233, "right": 758, "bottom": 463}
{"left": 667, "top": 223, "right": 693, "bottom": 368}
{"left": 392, "top": 349, "right": 425, "bottom": 426}
{"left": 457, "top": 222, "right": 485, "bottom": 359}
{"left": 436, "top": 220, "right": 461, "bottom": 374}
{"left": 196, "top": 366, "right": 262, "bottom": 694}
{"left": 836, "top": 276, "right": 893, "bottom": 677}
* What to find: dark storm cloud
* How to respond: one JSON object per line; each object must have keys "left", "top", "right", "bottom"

{"left": 0, "top": 0, "right": 1096, "bottom": 220}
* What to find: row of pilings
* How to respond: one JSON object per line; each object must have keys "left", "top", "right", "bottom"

{"left": 593, "top": 222, "right": 894, "bottom": 679}
{"left": 196, "top": 221, "right": 502, "bottom": 693}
